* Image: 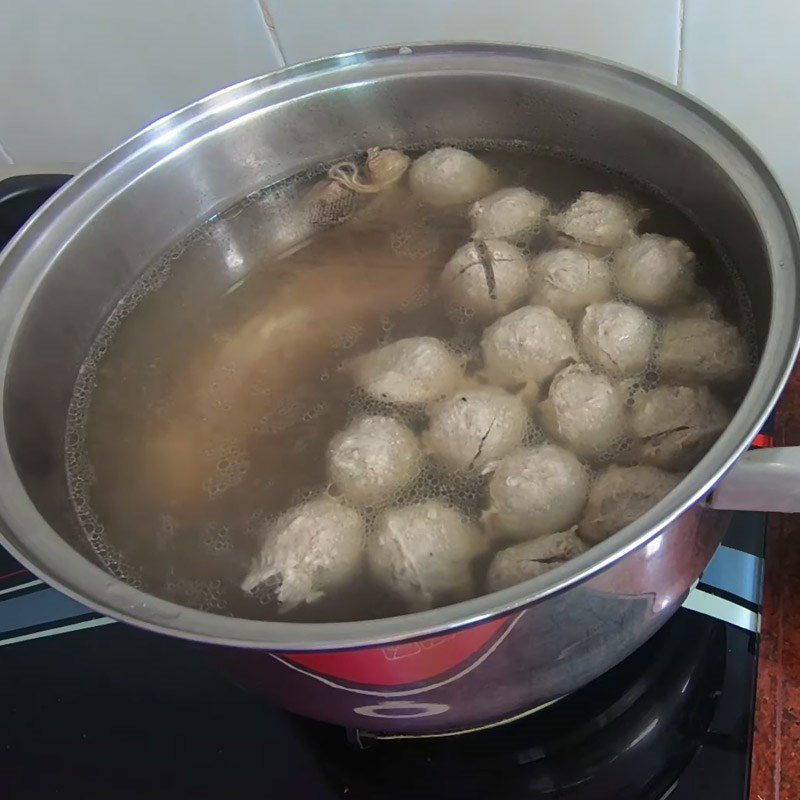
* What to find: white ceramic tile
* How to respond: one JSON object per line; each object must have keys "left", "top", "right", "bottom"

{"left": 0, "top": 0, "right": 284, "bottom": 166}
{"left": 267, "top": 0, "right": 681, "bottom": 81}
{"left": 682, "top": 0, "right": 800, "bottom": 216}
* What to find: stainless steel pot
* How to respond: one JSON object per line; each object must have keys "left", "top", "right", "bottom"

{"left": 1, "top": 44, "right": 798, "bottom": 734}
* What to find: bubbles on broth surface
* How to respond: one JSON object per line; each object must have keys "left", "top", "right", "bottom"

{"left": 65, "top": 144, "right": 756, "bottom": 623}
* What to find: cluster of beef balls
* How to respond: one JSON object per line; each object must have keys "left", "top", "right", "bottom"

{"left": 242, "top": 147, "right": 749, "bottom": 616}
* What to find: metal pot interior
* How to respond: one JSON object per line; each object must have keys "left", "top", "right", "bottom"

{"left": 0, "top": 45, "right": 796, "bottom": 648}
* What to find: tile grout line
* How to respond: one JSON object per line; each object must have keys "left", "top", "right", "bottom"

{"left": 676, "top": 0, "right": 687, "bottom": 87}
{"left": 0, "top": 139, "right": 14, "bottom": 166}
{"left": 257, "top": 0, "right": 288, "bottom": 67}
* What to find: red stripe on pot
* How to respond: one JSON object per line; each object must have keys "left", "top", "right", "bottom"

{"left": 282, "top": 614, "right": 513, "bottom": 686}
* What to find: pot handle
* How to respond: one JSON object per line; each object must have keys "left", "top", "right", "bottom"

{"left": 708, "top": 447, "right": 800, "bottom": 512}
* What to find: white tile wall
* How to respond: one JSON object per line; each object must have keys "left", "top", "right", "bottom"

{"left": 681, "top": 0, "right": 800, "bottom": 216}
{"left": 1, "top": 0, "right": 799, "bottom": 225}
{"left": 0, "top": 0, "right": 284, "bottom": 167}
{"left": 267, "top": 0, "right": 682, "bottom": 82}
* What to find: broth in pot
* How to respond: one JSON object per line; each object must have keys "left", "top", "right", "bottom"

{"left": 65, "top": 145, "right": 754, "bottom": 623}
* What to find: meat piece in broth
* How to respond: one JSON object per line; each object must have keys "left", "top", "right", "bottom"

{"left": 144, "top": 239, "right": 435, "bottom": 509}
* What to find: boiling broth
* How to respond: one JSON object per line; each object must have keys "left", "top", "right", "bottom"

{"left": 66, "top": 147, "right": 754, "bottom": 622}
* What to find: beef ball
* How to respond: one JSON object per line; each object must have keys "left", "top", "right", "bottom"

{"left": 469, "top": 186, "right": 549, "bottom": 242}
{"left": 424, "top": 386, "right": 528, "bottom": 473}
{"left": 550, "top": 192, "right": 640, "bottom": 250}
{"left": 486, "top": 444, "right": 589, "bottom": 540}
{"left": 441, "top": 239, "right": 529, "bottom": 322}
{"left": 530, "top": 247, "right": 612, "bottom": 319}
{"left": 580, "top": 465, "right": 682, "bottom": 544}
{"left": 657, "top": 317, "right": 749, "bottom": 383}
{"left": 328, "top": 416, "right": 422, "bottom": 506}
{"left": 368, "top": 500, "right": 488, "bottom": 610}
{"left": 630, "top": 384, "right": 731, "bottom": 469}
{"left": 351, "top": 337, "right": 464, "bottom": 404}
{"left": 481, "top": 305, "right": 578, "bottom": 390}
{"left": 614, "top": 234, "right": 696, "bottom": 308}
{"left": 486, "top": 527, "right": 586, "bottom": 591}
{"left": 242, "top": 497, "right": 365, "bottom": 612}
{"left": 671, "top": 293, "right": 723, "bottom": 321}
{"left": 579, "top": 301, "right": 656, "bottom": 377}
{"left": 539, "top": 364, "right": 628, "bottom": 458}
{"left": 409, "top": 147, "right": 496, "bottom": 207}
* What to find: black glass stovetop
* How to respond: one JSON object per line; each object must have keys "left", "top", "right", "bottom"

{"left": 0, "top": 535, "right": 762, "bottom": 800}
{"left": 0, "top": 175, "right": 766, "bottom": 800}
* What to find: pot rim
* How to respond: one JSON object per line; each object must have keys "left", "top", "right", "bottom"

{"left": 0, "top": 42, "right": 797, "bottom": 650}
